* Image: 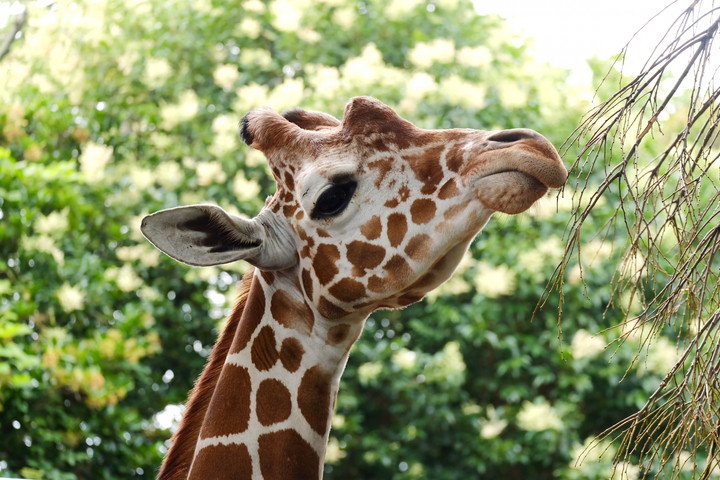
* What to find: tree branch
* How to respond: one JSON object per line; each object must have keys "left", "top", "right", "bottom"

{"left": 0, "top": 7, "right": 28, "bottom": 63}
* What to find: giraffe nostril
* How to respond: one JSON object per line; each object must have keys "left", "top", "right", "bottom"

{"left": 487, "top": 129, "right": 539, "bottom": 143}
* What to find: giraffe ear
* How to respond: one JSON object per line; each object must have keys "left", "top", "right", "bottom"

{"left": 140, "top": 205, "right": 296, "bottom": 269}
{"left": 282, "top": 108, "right": 340, "bottom": 131}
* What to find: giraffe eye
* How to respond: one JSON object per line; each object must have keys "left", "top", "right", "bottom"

{"left": 311, "top": 181, "right": 357, "bottom": 219}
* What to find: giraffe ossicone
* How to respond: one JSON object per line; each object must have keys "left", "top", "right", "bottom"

{"left": 142, "top": 96, "right": 567, "bottom": 480}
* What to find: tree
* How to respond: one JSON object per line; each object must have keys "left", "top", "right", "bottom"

{"left": 549, "top": 1, "right": 720, "bottom": 477}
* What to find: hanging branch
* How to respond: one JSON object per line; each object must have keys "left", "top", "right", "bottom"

{"left": 0, "top": 5, "right": 27, "bottom": 62}
{"left": 545, "top": 1, "right": 720, "bottom": 477}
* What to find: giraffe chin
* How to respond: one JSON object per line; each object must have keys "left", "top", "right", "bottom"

{"left": 474, "top": 170, "right": 549, "bottom": 215}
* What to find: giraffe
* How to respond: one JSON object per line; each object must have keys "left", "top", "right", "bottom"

{"left": 141, "top": 96, "right": 567, "bottom": 480}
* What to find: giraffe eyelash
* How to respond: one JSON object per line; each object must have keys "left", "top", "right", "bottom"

{"left": 310, "top": 181, "right": 357, "bottom": 220}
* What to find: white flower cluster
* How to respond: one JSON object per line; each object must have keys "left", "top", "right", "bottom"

{"left": 210, "top": 113, "right": 240, "bottom": 157}
{"left": 143, "top": 58, "right": 173, "bottom": 88}
{"left": 116, "top": 243, "right": 161, "bottom": 267}
{"left": 212, "top": 64, "right": 239, "bottom": 90}
{"left": 570, "top": 329, "right": 606, "bottom": 360}
{"left": 391, "top": 348, "right": 417, "bottom": 370}
{"left": 79, "top": 142, "right": 113, "bottom": 183}
{"left": 56, "top": 283, "right": 85, "bottom": 312}
{"left": 34, "top": 208, "right": 69, "bottom": 236}
{"left": 105, "top": 265, "right": 144, "bottom": 292}
{"left": 474, "top": 261, "right": 516, "bottom": 298}
{"left": 196, "top": 161, "right": 227, "bottom": 187}
{"left": 160, "top": 90, "right": 200, "bottom": 130}
{"left": 408, "top": 39, "right": 456, "bottom": 69}
{"left": 638, "top": 337, "right": 682, "bottom": 377}
{"left": 233, "top": 173, "right": 261, "bottom": 202}
{"left": 516, "top": 400, "right": 564, "bottom": 431}
{"left": 480, "top": 406, "right": 508, "bottom": 439}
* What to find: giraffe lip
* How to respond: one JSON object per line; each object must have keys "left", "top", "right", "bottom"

{"left": 473, "top": 170, "right": 549, "bottom": 214}
{"left": 480, "top": 169, "right": 545, "bottom": 187}
{"left": 479, "top": 166, "right": 564, "bottom": 190}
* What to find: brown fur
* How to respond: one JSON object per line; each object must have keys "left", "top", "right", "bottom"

{"left": 157, "top": 268, "right": 256, "bottom": 480}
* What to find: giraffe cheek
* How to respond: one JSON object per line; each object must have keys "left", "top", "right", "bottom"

{"left": 312, "top": 244, "right": 340, "bottom": 285}
{"left": 404, "top": 234, "right": 432, "bottom": 262}
{"left": 360, "top": 215, "right": 382, "bottom": 240}
{"left": 410, "top": 198, "right": 437, "bottom": 224}
{"left": 328, "top": 277, "right": 367, "bottom": 303}
{"left": 346, "top": 241, "right": 386, "bottom": 276}
{"left": 386, "top": 213, "right": 408, "bottom": 247}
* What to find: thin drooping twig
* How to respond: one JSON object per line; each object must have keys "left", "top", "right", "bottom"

{"left": 0, "top": 5, "right": 28, "bottom": 63}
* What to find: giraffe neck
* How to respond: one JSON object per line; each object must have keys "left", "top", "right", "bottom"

{"left": 159, "top": 267, "right": 366, "bottom": 480}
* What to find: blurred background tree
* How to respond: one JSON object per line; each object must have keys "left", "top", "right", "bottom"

{"left": 0, "top": 0, "right": 715, "bottom": 479}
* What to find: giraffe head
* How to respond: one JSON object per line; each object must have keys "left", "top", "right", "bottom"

{"left": 142, "top": 96, "right": 566, "bottom": 318}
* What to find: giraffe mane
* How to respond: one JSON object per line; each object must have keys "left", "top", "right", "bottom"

{"left": 157, "top": 267, "right": 256, "bottom": 480}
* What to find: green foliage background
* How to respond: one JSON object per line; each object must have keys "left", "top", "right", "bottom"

{"left": 0, "top": 0, "right": 697, "bottom": 478}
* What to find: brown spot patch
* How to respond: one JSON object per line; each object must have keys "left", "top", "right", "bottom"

{"left": 366, "top": 254, "right": 415, "bottom": 293}
{"left": 251, "top": 325, "right": 278, "bottom": 371}
{"left": 301, "top": 268, "right": 314, "bottom": 299}
{"left": 443, "top": 202, "right": 468, "bottom": 220}
{"left": 284, "top": 171, "right": 296, "bottom": 192}
{"left": 312, "top": 243, "right": 340, "bottom": 285}
{"left": 257, "top": 379, "right": 292, "bottom": 426}
{"left": 347, "top": 241, "right": 386, "bottom": 276}
{"left": 258, "top": 429, "right": 320, "bottom": 480}
{"left": 190, "top": 443, "right": 252, "bottom": 480}
{"left": 200, "top": 365, "right": 251, "bottom": 438}
{"left": 283, "top": 203, "right": 298, "bottom": 216}
{"left": 361, "top": 215, "right": 382, "bottom": 240}
{"left": 404, "top": 234, "right": 431, "bottom": 261}
{"left": 383, "top": 254, "right": 414, "bottom": 288}
{"left": 368, "top": 157, "right": 394, "bottom": 188}
{"left": 318, "top": 296, "right": 350, "bottom": 320}
{"left": 439, "top": 178, "right": 460, "bottom": 199}
{"left": 297, "top": 226, "right": 315, "bottom": 259}
{"left": 327, "top": 324, "right": 351, "bottom": 345}
{"left": 387, "top": 213, "right": 408, "bottom": 247}
{"left": 316, "top": 228, "right": 331, "bottom": 238}
{"left": 386, "top": 184, "right": 411, "bottom": 207}
{"left": 298, "top": 366, "right": 332, "bottom": 435}
{"left": 229, "top": 277, "right": 266, "bottom": 354}
{"left": 367, "top": 275, "right": 384, "bottom": 293}
{"left": 328, "top": 277, "right": 367, "bottom": 303}
{"left": 260, "top": 270, "right": 275, "bottom": 284}
{"left": 295, "top": 209, "right": 305, "bottom": 220}
{"left": 280, "top": 337, "right": 304, "bottom": 372}
{"left": 446, "top": 149, "right": 464, "bottom": 173}
{"left": 270, "top": 290, "right": 315, "bottom": 334}
{"left": 384, "top": 197, "right": 399, "bottom": 208}
{"left": 399, "top": 185, "right": 410, "bottom": 202}
{"left": 410, "top": 198, "right": 437, "bottom": 224}
{"left": 407, "top": 147, "right": 444, "bottom": 194}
